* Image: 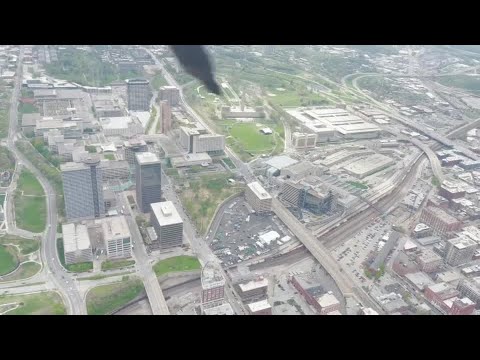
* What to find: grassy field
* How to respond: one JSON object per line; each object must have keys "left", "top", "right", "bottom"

{"left": 0, "top": 146, "right": 15, "bottom": 171}
{"left": 219, "top": 121, "right": 284, "bottom": 162}
{"left": 16, "top": 170, "right": 44, "bottom": 196}
{"left": 67, "top": 262, "right": 93, "bottom": 273}
{"left": 86, "top": 277, "right": 145, "bottom": 315}
{"left": 153, "top": 256, "right": 201, "bottom": 277}
{"left": 104, "top": 153, "right": 115, "bottom": 160}
{"left": 0, "top": 291, "right": 66, "bottom": 315}
{"left": 347, "top": 181, "right": 369, "bottom": 190}
{"left": 165, "top": 168, "right": 179, "bottom": 176}
{"left": 14, "top": 169, "right": 46, "bottom": 233}
{"left": 0, "top": 245, "right": 18, "bottom": 276}
{"left": 222, "top": 157, "right": 236, "bottom": 169}
{"left": 14, "top": 194, "right": 46, "bottom": 233}
{"left": 0, "top": 109, "right": 8, "bottom": 139}
{"left": 15, "top": 140, "right": 65, "bottom": 219}
{"left": 101, "top": 259, "right": 135, "bottom": 271}
{"left": 180, "top": 173, "right": 243, "bottom": 235}
{"left": 151, "top": 72, "right": 168, "bottom": 90}
{"left": 18, "top": 102, "right": 39, "bottom": 114}
{"left": 0, "top": 261, "right": 41, "bottom": 282}
{"left": 435, "top": 75, "right": 480, "bottom": 94}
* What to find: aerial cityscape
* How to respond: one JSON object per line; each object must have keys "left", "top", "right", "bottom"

{"left": 1, "top": 45, "right": 480, "bottom": 315}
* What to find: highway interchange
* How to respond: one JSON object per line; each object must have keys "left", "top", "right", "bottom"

{"left": 2, "top": 45, "right": 476, "bottom": 315}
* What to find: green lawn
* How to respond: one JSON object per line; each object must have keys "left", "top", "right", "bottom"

{"left": 67, "top": 262, "right": 93, "bottom": 273}
{"left": 0, "top": 261, "right": 41, "bottom": 282}
{"left": 0, "top": 109, "right": 8, "bottom": 139}
{"left": 101, "top": 259, "right": 136, "bottom": 271}
{"left": 16, "top": 169, "right": 44, "bottom": 196}
{"left": 347, "top": 181, "right": 369, "bottom": 190}
{"left": 15, "top": 140, "right": 65, "bottom": 219}
{"left": 153, "top": 255, "right": 201, "bottom": 277}
{"left": 104, "top": 153, "right": 115, "bottom": 160}
{"left": 14, "top": 192, "right": 46, "bottom": 233}
{"left": 86, "top": 278, "right": 145, "bottom": 315}
{"left": 18, "top": 102, "right": 39, "bottom": 114}
{"left": 165, "top": 168, "right": 179, "bottom": 176}
{"left": 14, "top": 169, "right": 46, "bottom": 233}
{"left": 0, "top": 291, "right": 66, "bottom": 315}
{"left": 230, "top": 123, "right": 275, "bottom": 152}
{"left": 0, "top": 245, "right": 18, "bottom": 276}
{"left": 0, "top": 235, "right": 40, "bottom": 255}
{"left": 0, "top": 146, "right": 15, "bottom": 171}
{"left": 151, "top": 72, "right": 168, "bottom": 90}
{"left": 222, "top": 157, "right": 236, "bottom": 169}
{"left": 85, "top": 145, "right": 97, "bottom": 153}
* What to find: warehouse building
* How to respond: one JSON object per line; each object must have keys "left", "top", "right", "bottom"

{"left": 286, "top": 107, "right": 381, "bottom": 141}
{"left": 420, "top": 206, "right": 462, "bottom": 237}
{"left": 342, "top": 153, "right": 394, "bottom": 179}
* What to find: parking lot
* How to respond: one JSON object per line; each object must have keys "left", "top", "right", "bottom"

{"left": 332, "top": 218, "right": 392, "bottom": 288}
{"left": 209, "top": 198, "right": 297, "bottom": 267}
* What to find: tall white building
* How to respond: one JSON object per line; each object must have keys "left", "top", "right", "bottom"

{"left": 245, "top": 182, "right": 272, "bottom": 214}
{"left": 97, "top": 216, "right": 132, "bottom": 259}
{"left": 150, "top": 201, "right": 183, "bottom": 250}
{"left": 179, "top": 126, "right": 225, "bottom": 154}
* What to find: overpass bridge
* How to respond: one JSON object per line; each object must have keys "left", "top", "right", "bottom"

{"left": 271, "top": 198, "right": 384, "bottom": 313}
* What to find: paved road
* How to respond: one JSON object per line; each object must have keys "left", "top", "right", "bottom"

{"left": 6, "top": 47, "right": 85, "bottom": 315}
{"left": 271, "top": 198, "right": 384, "bottom": 313}
{"left": 160, "top": 171, "right": 248, "bottom": 314}
{"left": 142, "top": 47, "right": 255, "bottom": 183}
{"left": 116, "top": 192, "right": 170, "bottom": 315}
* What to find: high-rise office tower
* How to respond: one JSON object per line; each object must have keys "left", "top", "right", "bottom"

{"left": 160, "top": 100, "right": 172, "bottom": 134}
{"left": 150, "top": 201, "right": 183, "bottom": 250}
{"left": 126, "top": 79, "right": 151, "bottom": 111}
{"left": 159, "top": 86, "right": 180, "bottom": 106}
{"left": 124, "top": 138, "right": 148, "bottom": 168}
{"left": 135, "top": 152, "right": 162, "bottom": 213}
{"left": 61, "top": 156, "right": 105, "bottom": 221}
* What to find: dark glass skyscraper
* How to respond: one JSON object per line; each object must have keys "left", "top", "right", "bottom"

{"left": 135, "top": 152, "right": 162, "bottom": 213}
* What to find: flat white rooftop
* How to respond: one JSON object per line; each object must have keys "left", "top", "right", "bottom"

{"left": 151, "top": 201, "right": 183, "bottom": 227}
{"left": 247, "top": 181, "right": 271, "bottom": 200}
{"left": 247, "top": 299, "right": 271, "bottom": 313}
{"left": 100, "top": 116, "right": 135, "bottom": 129}
{"left": 135, "top": 152, "right": 160, "bottom": 165}
{"left": 238, "top": 278, "right": 268, "bottom": 292}
{"left": 98, "top": 215, "right": 130, "bottom": 241}
{"left": 317, "top": 292, "right": 340, "bottom": 308}
{"left": 62, "top": 223, "right": 91, "bottom": 253}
